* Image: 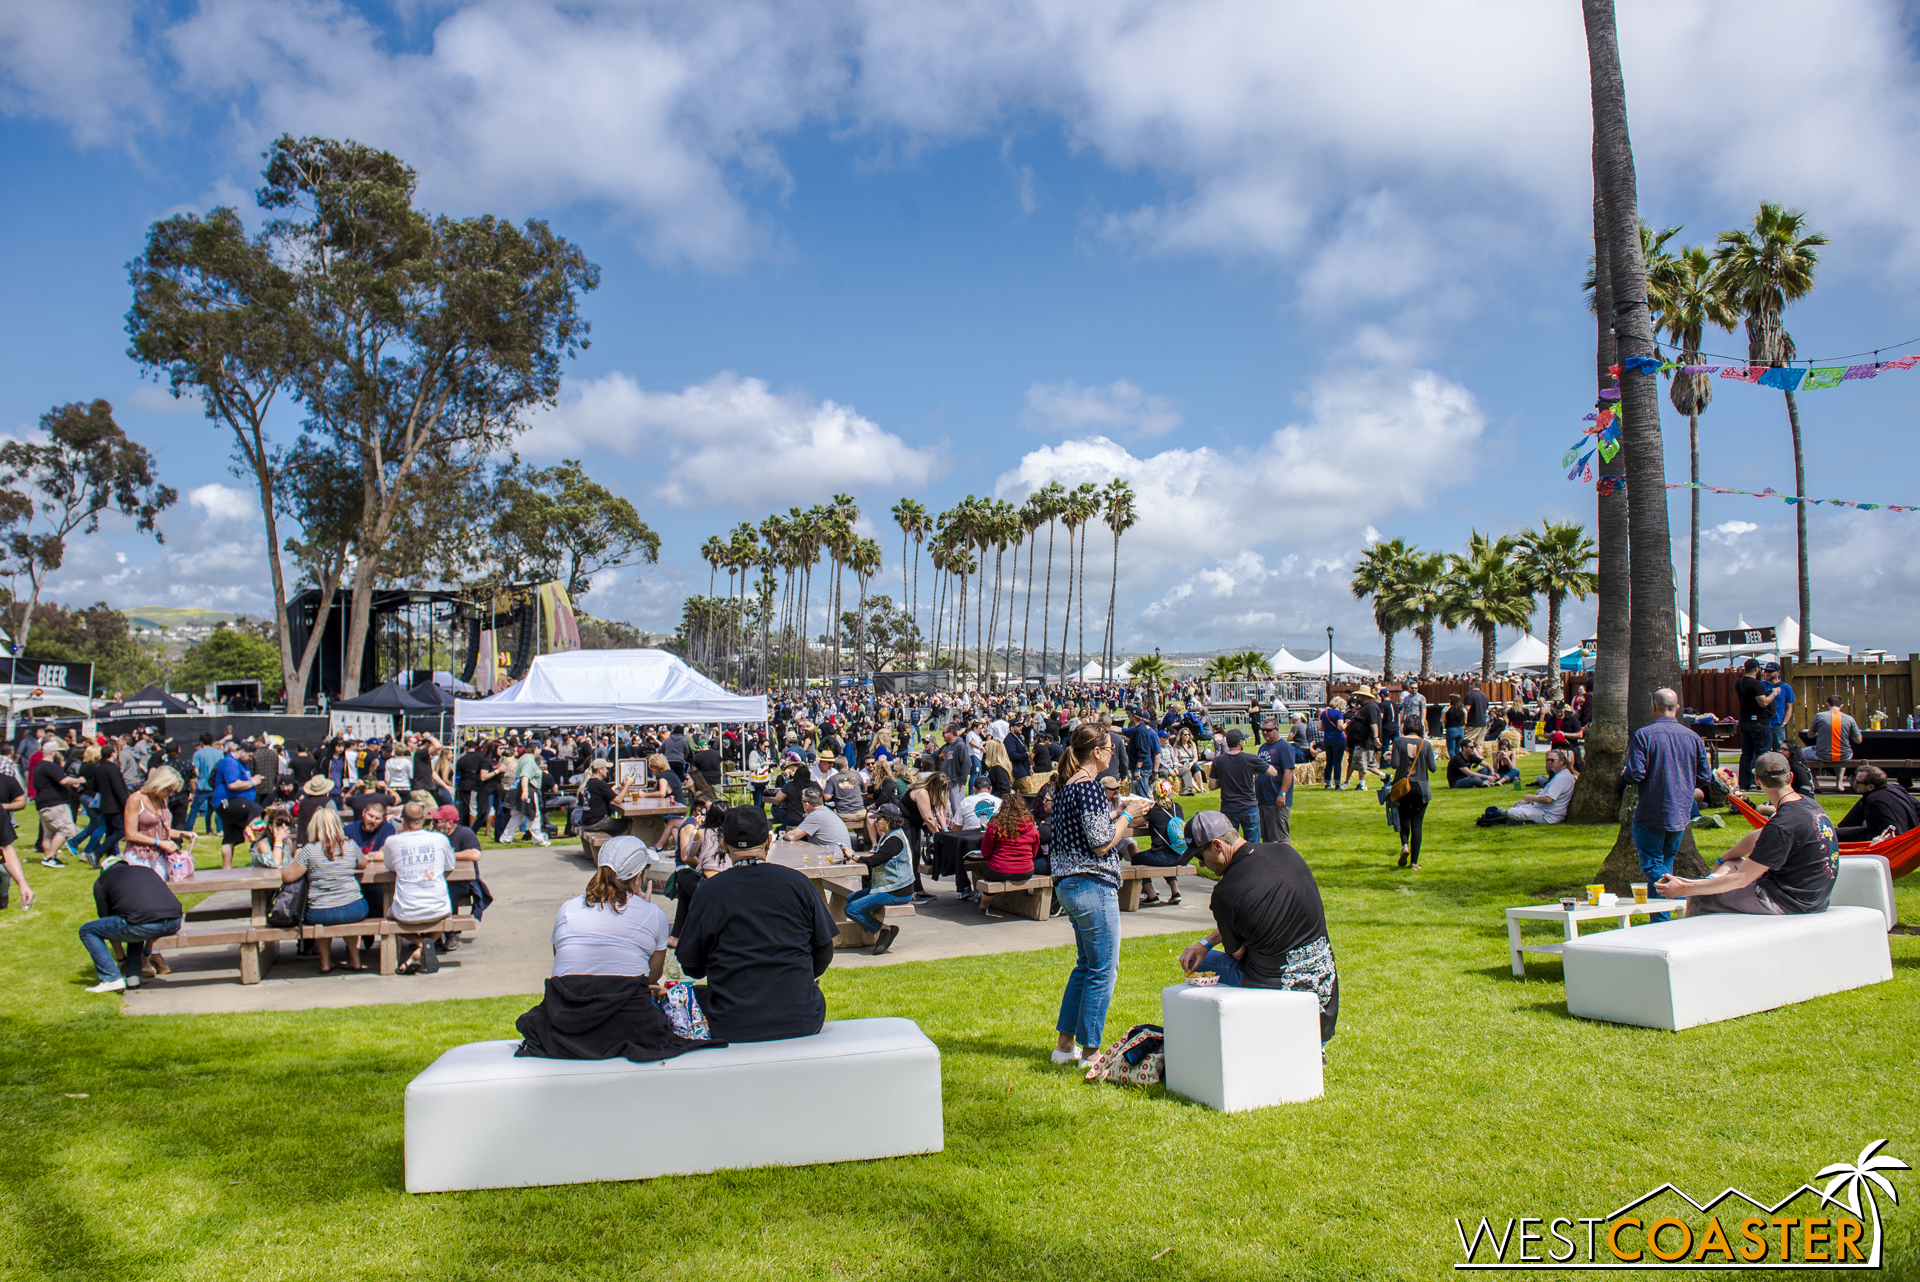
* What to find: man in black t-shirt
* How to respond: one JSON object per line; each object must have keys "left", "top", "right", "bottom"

{"left": 676, "top": 807, "right": 836, "bottom": 1042}
{"left": 454, "top": 745, "right": 488, "bottom": 828}
{"left": 1656, "top": 752, "right": 1837, "bottom": 916}
{"left": 32, "top": 742, "right": 86, "bottom": 868}
{"left": 0, "top": 765, "right": 31, "bottom": 910}
{"left": 1731, "top": 657, "right": 1777, "bottom": 790}
{"left": 1178, "top": 811, "right": 1339, "bottom": 1043}
{"left": 80, "top": 859, "right": 184, "bottom": 993}
{"left": 1463, "top": 681, "right": 1490, "bottom": 747}
{"left": 1207, "top": 728, "right": 1279, "bottom": 843}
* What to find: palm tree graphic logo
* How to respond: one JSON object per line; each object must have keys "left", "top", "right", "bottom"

{"left": 1817, "top": 1139, "right": 1910, "bottom": 1267}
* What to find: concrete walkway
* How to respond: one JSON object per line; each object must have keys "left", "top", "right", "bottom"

{"left": 124, "top": 844, "right": 1213, "bottom": 1017}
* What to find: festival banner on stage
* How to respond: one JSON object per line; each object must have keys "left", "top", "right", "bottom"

{"left": 476, "top": 628, "right": 501, "bottom": 693}
{"left": 538, "top": 581, "right": 582, "bottom": 653}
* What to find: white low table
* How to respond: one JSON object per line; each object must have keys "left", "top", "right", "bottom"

{"left": 1505, "top": 900, "right": 1687, "bottom": 976}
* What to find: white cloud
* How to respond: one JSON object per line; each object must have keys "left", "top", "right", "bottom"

{"left": 1025, "top": 378, "right": 1181, "bottom": 435}
{"left": 998, "top": 358, "right": 1486, "bottom": 646}
{"left": 13, "top": 1, "right": 1920, "bottom": 280}
{"left": 1711, "top": 519, "right": 1759, "bottom": 539}
{"left": 519, "top": 370, "right": 941, "bottom": 509}
{"left": 41, "top": 490, "right": 272, "bottom": 614}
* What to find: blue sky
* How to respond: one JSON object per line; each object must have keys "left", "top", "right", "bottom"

{"left": 5, "top": 0, "right": 1920, "bottom": 667}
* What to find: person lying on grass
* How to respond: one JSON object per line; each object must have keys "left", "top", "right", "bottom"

{"left": 1176, "top": 810, "right": 1339, "bottom": 1045}
{"left": 1655, "top": 752, "right": 1838, "bottom": 918}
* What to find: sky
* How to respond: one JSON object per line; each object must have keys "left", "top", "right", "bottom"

{"left": 5, "top": 0, "right": 1920, "bottom": 670}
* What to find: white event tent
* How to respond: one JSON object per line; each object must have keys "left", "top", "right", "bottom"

{"left": 1496, "top": 634, "right": 1552, "bottom": 670}
{"left": 1073, "top": 659, "right": 1134, "bottom": 682}
{"left": 1268, "top": 647, "right": 1318, "bottom": 675}
{"left": 1300, "top": 649, "right": 1371, "bottom": 677}
{"left": 1675, "top": 612, "right": 1849, "bottom": 665}
{"left": 453, "top": 649, "right": 767, "bottom": 727}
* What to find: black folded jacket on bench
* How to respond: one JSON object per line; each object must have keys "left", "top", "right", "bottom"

{"left": 515, "top": 975, "right": 723, "bottom": 1063}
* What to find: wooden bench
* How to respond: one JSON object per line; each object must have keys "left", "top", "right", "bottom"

{"left": 818, "top": 883, "right": 916, "bottom": 948}
{"left": 146, "top": 925, "right": 301, "bottom": 982}
{"left": 1805, "top": 760, "right": 1855, "bottom": 792}
{"left": 969, "top": 863, "right": 1195, "bottom": 919}
{"left": 303, "top": 915, "right": 482, "bottom": 975}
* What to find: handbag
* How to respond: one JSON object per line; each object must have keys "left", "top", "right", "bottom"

{"left": 1388, "top": 738, "right": 1425, "bottom": 803}
{"left": 266, "top": 875, "right": 308, "bottom": 928}
{"left": 1084, "top": 1023, "right": 1165, "bottom": 1086}
{"left": 654, "top": 981, "right": 713, "bottom": 1041}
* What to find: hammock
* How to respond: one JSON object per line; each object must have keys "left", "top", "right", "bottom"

{"left": 1724, "top": 791, "right": 1920, "bottom": 878}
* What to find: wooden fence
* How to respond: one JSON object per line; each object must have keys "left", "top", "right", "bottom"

{"left": 1679, "top": 656, "right": 1919, "bottom": 731}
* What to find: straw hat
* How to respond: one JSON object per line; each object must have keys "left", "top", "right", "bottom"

{"left": 1351, "top": 685, "right": 1376, "bottom": 698}
{"left": 302, "top": 775, "right": 333, "bottom": 797}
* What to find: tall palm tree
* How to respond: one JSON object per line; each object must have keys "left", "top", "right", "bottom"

{"left": 1033, "top": 481, "right": 1066, "bottom": 684}
{"left": 849, "top": 535, "right": 881, "bottom": 678}
{"left": 1715, "top": 201, "right": 1828, "bottom": 661}
{"left": 1654, "top": 245, "right": 1737, "bottom": 670}
{"left": 1349, "top": 537, "right": 1412, "bottom": 682}
{"left": 985, "top": 499, "right": 1017, "bottom": 688}
{"left": 1058, "top": 487, "right": 1086, "bottom": 682}
{"left": 828, "top": 493, "right": 860, "bottom": 681}
{"left": 1018, "top": 492, "right": 1046, "bottom": 682}
{"left": 1396, "top": 550, "right": 1448, "bottom": 679}
{"left": 1817, "top": 1140, "right": 1909, "bottom": 1268}
{"left": 699, "top": 535, "right": 726, "bottom": 671}
{"left": 891, "top": 499, "right": 929, "bottom": 665}
{"left": 1443, "top": 532, "right": 1534, "bottom": 680}
{"left": 1205, "top": 654, "right": 1240, "bottom": 685}
{"left": 1066, "top": 482, "right": 1101, "bottom": 683}
{"left": 1517, "top": 520, "right": 1599, "bottom": 680}
{"left": 758, "top": 514, "right": 786, "bottom": 684}
{"left": 1100, "top": 478, "right": 1137, "bottom": 682}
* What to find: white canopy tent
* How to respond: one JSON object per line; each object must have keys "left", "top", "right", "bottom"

{"left": 1676, "top": 612, "right": 1849, "bottom": 665}
{"left": 1073, "top": 659, "right": 1134, "bottom": 682}
{"left": 1299, "top": 649, "right": 1371, "bottom": 677}
{"left": 1496, "top": 634, "right": 1552, "bottom": 670}
{"left": 453, "top": 649, "right": 767, "bottom": 727}
{"left": 1, "top": 684, "right": 94, "bottom": 716}
{"left": 1775, "top": 616, "right": 1850, "bottom": 658}
{"left": 1268, "top": 647, "right": 1319, "bottom": 675}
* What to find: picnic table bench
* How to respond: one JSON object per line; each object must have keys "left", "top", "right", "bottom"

{"left": 767, "top": 845, "right": 914, "bottom": 948}
{"left": 152, "top": 864, "right": 478, "bottom": 983}
{"left": 971, "top": 864, "right": 1193, "bottom": 920}
{"left": 1803, "top": 757, "right": 1920, "bottom": 792}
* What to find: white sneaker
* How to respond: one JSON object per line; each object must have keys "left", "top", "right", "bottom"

{"left": 122, "top": 974, "right": 141, "bottom": 988}
{"left": 85, "top": 978, "right": 127, "bottom": 994}
{"left": 1049, "top": 1047, "right": 1081, "bottom": 1065}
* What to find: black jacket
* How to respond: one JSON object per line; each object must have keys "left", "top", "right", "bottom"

{"left": 94, "top": 861, "right": 182, "bottom": 925}
{"left": 515, "top": 974, "right": 717, "bottom": 1062}
{"left": 1838, "top": 786, "right": 1920, "bottom": 843}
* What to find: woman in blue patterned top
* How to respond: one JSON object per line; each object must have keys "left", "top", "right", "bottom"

{"left": 1048, "top": 724, "right": 1151, "bottom": 1065}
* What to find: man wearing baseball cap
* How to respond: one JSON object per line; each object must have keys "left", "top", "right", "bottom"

{"left": 1177, "top": 810, "right": 1339, "bottom": 1045}
{"left": 843, "top": 802, "right": 913, "bottom": 955}
{"left": 433, "top": 804, "right": 486, "bottom": 952}
{"left": 675, "top": 806, "right": 837, "bottom": 1041}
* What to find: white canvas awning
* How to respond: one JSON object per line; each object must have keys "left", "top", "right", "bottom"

{"left": 1073, "top": 659, "right": 1133, "bottom": 682}
{"left": 1496, "top": 634, "right": 1551, "bottom": 670}
{"left": 1775, "top": 616, "right": 1850, "bottom": 657}
{"left": 1300, "top": 649, "right": 1371, "bottom": 676}
{"left": 454, "top": 649, "right": 767, "bottom": 727}
{"left": 0, "top": 684, "right": 93, "bottom": 715}
{"left": 1268, "top": 647, "right": 1318, "bottom": 675}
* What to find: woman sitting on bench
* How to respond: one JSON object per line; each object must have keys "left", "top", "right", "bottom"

{"left": 515, "top": 836, "right": 712, "bottom": 1061}
{"left": 279, "top": 808, "right": 368, "bottom": 973}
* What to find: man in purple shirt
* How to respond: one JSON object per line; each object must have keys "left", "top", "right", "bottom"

{"left": 1622, "top": 687, "right": 1714, "bottom": 921}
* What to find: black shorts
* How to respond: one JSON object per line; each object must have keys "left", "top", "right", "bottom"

{"left": 220, "top": 798, "right": 261, "bottom": 847}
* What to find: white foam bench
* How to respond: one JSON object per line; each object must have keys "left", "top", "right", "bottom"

{"left": 403, "top": 1016, "right": 943, "bottom": 1192}
{"left": 1562, "top": 854, "right": 1896, "bottom": 1031}
{"left": 1159, "top": 984, "right": 1324, "bottom": 1113}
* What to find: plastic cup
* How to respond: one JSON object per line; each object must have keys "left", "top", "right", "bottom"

{"left": 1586, "top": 883, "right": 1604, "bottom": 906}
{"left": 1631, "top": 882, "right": 1648, "bottom": 904}
{"left": 1558, "top": 897, "right": 1578, "bottom": 913}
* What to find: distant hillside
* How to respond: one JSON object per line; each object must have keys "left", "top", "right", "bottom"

{"left": 125, "top": 607, "right": 236, "bottom": 630}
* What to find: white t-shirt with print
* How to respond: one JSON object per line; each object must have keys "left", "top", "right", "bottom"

{"left": 382, "top": 828, "right": 456, "bottom": 921}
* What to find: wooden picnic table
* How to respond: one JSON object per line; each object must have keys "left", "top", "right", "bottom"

{"left": 765, "top": 845, "right": 911, "bottom": 947}
{"left": 170, "top": 863, "right": 476, "bottom": 984}
{"left": 611, "top": 795, "right": 688, "bottom": 847}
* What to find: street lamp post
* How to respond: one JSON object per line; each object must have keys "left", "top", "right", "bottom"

{"left": 1326, "top": 625, "right": 1334, "bottom": 697}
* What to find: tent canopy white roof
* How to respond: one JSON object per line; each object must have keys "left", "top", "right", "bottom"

{"left": 1676, "top": 612, "right": 1849, "bottom": 662}
{"left": 1300, "top": 649, "right": 1371, "bottom": 676}
{"left": 454, "top": 649, "right": 767, "bottom": 726}
{"left": 1268, "top": 647, "right": 1319, "bottom": 675}
{"left": 0, "top": 684, "right": 93, "bottom": 715}
{"left": 1496, "top": 634, "right": 1552, "bottom": 670}
{"left": 1073, "top": 659, "right": 1133, "bottom": 681}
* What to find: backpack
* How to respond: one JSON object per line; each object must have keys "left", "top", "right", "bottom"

{"left": 1163, "top": 809, "right": 1188, "bottom": 854}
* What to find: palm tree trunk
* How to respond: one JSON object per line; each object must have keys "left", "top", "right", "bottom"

{"left": 1786, "top": 389, "right": 1811, "bottom": 661}
{"left": 1688, "top": 411, "right": 1700, "bottom": 671}
{"left": 1545, "top": 590, "right": 1565, "bottom": 687}
{"left": 1418, "top": 628, "right": 1434, "bottom": 680}
{"left": 1059, "top": 528, "right": 1074, "bottom": 682}
{"left": 1106, "top": 528, "right": 1120, "bottom": 679}
{"left": 1481, "top": 626, "right": 1496, "bottom": 681}
{"left": 911, "top": 539, "right": 921, "bottom": 667}
{"left": 1379, "top": 625, "right": 1394, "bottom": 684}
{"left": 1021, "top": 533, "right": 1036, "bottom": 682}
{"left": 1076, "top": 524, "right": 1087, "bottom": 682}
{"left": 1567, "top": 103, "right": 1630, "bottom": 826}
{"left": 1042, "top": 519, "right": 1056, "bottom": 685}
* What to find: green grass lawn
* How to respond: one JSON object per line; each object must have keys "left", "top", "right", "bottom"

{"left": 1, "top": 760, "right": 1915, "bottom": 1281}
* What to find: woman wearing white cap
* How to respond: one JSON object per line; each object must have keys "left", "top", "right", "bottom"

{"left": 514, "top": 835, "right": 713, "bottom": 1061}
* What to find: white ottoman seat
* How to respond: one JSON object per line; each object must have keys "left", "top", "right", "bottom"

{"left": 1561, "top": 855, "right": 1896, "bottom": 1031}
{"left": 1159, "top": 984, "right": 1324, "bottom": 1113}
{"left": 404, "top": 1016, "right": 943, "bottom": 1192}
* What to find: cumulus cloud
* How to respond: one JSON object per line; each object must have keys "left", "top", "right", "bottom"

{"left": 42, "top": 484, "right": 273, "bottom": 613}
{"left": 12, "top": 1, "right": 1920, "bottom": 279}
{"left": 1025, "top": 378, "right": 1181, "bottom": 435}
{"left": 998, "top": 360, "right": 1485, "bottom": 647}
{"left": 518, "top": 370, "right": 940, "bottom": 509}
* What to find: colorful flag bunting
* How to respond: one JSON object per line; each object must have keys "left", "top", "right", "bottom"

{"left": 1799, "top": 366, "right": 1845, "bottom": 390}
{"left": 1843, "top": 363, "right": 1880, "bottom": 381}
{"left": 1596, "top": 436, "right": 1620, "bottom": 463}
{"left": 1622, "top": 355, "right": 1663, "bottom": 374}
{"left": 1757, "top": 366, "right": 1806, "bottom": 391}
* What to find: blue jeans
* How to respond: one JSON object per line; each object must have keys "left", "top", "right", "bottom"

{"left": 845, "top": 887, "right": 912, "bottom": 933}
{"left": 1445, "top": 728, "right": 1464, "bottom": 758}
{"left": 1631, "top": 824, "right": 1683, "bottom": 922}
{"left": 79, "top": 915, "right": 181, "bottom": 983}
{"left": 305, "top": 900, "right": 369, "bottom": 927}
{"left": 1225, "top": 806, "right": 1260, "bottom": 843}
{"left": 1449, "top": 776, "right": 1495, "bottom": 788}
{"left": 1737, "top": 723, "right": 1771, "bottom": 790}
{"left": 1054, "top": 875, "right": 1120, "bottom": 1051}
{"left": 1192, "top": 940, "right": 1244, "bottom": 986}
{"left": 1131, "top": 768, "right": 1152, "bottom": 798}
{"left": 186, "top": 790, "right": 216, "bottom": 832}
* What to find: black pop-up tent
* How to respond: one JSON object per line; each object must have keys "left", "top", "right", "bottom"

{"left": 98, "top": 685, "right": 195, "bottom": 719}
